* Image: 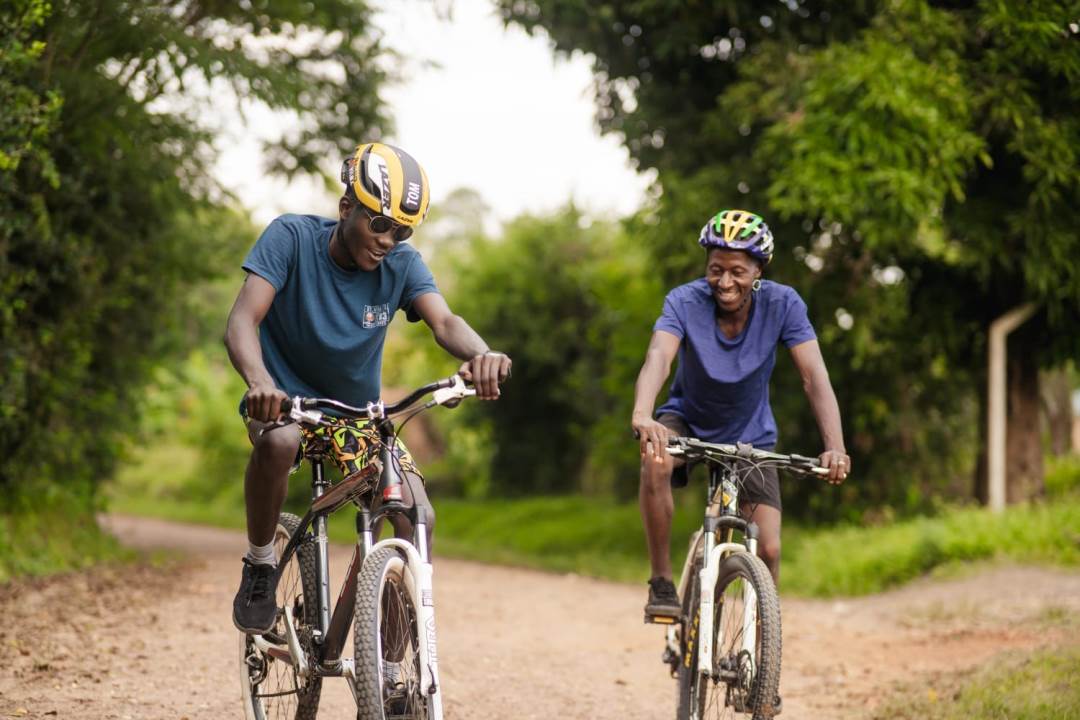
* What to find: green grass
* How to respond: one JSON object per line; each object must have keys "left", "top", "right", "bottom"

{"left": 108, "top": 486, "right": 1080, "bottom": 597}
{"left": 874, "top": 646, "right": 1080, "bottom": 720}
{"left": 1046, "top": 453, "right": 1080, "bottom": 498}
{"left": 781, "top": 494, "right": 1080, "bottom": 596}
{"left": 0, "top": 508, "right": 134, "bottom": 583}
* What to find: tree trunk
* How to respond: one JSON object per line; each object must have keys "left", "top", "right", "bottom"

{"left": 1005, "top": 332, "right": 1044, "bottom": 503}
{"left": 1040, "top": 368, "right": 1073, "bottom": 457}
{"left": 974, "top": 386, "right": 988, "bottom": 505}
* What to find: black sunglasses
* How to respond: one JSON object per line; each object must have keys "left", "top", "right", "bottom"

{"left": 359, "top": 206, "right": 414, "bottom": 242}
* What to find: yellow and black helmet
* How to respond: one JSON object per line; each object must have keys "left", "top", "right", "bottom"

{"left": 340, "top": 142, "right": 431, "bottom": 227}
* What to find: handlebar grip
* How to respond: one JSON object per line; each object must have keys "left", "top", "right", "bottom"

{"left": 789, "top": 453, "right": 822, "bottom": 467}
{"left": 281, "top": 398, "right": 293, "bottom": 413}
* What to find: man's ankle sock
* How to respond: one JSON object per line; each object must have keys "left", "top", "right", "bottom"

{"left": 246, "top": 540, "right": 277, "bottom": 567}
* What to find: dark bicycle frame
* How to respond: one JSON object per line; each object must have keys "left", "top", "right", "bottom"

{"left": 266, "top": 378, "right": 451, "bottom": 675}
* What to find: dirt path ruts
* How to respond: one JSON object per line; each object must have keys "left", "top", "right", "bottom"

{"left": 1, "top": 515, "right": 1078, "bottom": 719}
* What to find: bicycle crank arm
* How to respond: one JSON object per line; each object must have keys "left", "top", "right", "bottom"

{"left": 250, "top": 607, "right": 306, "bottom": 676}
{"left": 283, "top": 605, "right": 310, "bottom": 680}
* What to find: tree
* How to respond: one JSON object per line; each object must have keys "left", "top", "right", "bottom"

{"left": 1, "top": 0, "right": 392, "bottom": 511}
{"left": 499, "top": 0, "right": 1080, "bottom": 511}
{"left": 395, "top": 206, "right": 660, "bottom": 497}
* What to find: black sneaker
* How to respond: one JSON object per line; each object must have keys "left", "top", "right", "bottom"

{"left": 232, "top": 558, "right": 278, "bottom": 634}
{"left": 645, "top": 576, "right": 681, "bottom": 619}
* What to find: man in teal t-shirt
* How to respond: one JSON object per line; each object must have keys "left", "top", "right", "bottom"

{"left": 224, "top": 143, "right": 512, "bottom": 634}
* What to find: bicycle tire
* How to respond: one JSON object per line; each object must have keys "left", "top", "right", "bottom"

{"left": 239, "top": 512, "right": 322, "bottom": 720}
{"left": 676, "top": 553, "right": 703, "bottom": 720}
{"left": 677, "top": 552, "right": 781, "bottom": 720}
{"left": 354, "top": 545, "right": 429, "bottom": 720}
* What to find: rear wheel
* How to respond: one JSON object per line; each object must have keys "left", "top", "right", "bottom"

{"left": 354, "top": 546, "right": 428, "bottom": 720}
{"left": 677, "top": 552, "right": 781, "bottom": 720}
{"left": 239, "top": 512, "right": 322, "bottom": 720}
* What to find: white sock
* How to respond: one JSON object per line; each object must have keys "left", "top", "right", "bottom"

{"left": 383, "top": 661, "right": 401, "bottom": 685}
{"left": 246, "top": 540, "right": 277, "bottom": 567}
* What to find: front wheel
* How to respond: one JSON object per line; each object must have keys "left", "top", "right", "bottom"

{"left": 677, "top": 552, "right": 782, "bottom": 720}
{"left": 239, "top": 512, "right": 322, "bottom": 720}
{"left": 354, "top": 546, "right": 428, "bottom": 720}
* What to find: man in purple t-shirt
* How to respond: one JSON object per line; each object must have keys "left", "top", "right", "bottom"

{"left": 631, "top": 209, "right": 850, "bottom": 620}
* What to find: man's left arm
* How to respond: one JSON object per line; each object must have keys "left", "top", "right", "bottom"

{"left": 788, "top": 339, "right": 850, "bottom": 484}
{"left": 411, "top": 292, "right": 511, "bottom": 400}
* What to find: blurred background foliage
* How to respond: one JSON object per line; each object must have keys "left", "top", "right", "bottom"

{"left": 4, "top": 0, "right": 1080, "bottom": 578}
{"left": 0, "top": 0, "right": 390, "bottom": 569}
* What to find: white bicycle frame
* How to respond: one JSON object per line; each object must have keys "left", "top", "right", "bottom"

{"left": 667, "top": 528, "right": 760, "bottom": 697}
{"left": 665, "top": 447, "right": 764, "bottom": 717}
{"left": 364, "top": 536, "right": 444, "bottom": 720}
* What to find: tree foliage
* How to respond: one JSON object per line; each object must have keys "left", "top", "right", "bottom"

{"left": 0, "top": 0, "right": 390, "bottom": 508}
{"left": 446, "top": 209, "right": 662, "bottom": 496}
{"left": 499, "top": 0, "right": 1080, "bottom": 513}
{"left": 383, "top": 206, "right": 662, "bottom": 498}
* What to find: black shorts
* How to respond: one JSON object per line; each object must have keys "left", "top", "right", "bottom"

{"left": 656, "top": 413, "right": 782, "bottom": 511}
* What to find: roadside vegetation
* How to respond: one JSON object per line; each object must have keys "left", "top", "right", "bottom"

{"left": 873, "top": 645, "right": 1080, "bottom": 720}
{"left": 109, "top": 456, "right": 1080, "bottom": 597}
{"left": 0, "top": 501, "right": 132, "bottom": 583}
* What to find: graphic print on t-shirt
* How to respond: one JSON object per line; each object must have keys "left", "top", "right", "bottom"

{"left": 363, "top": 303, "right": 390, "bottom": 329}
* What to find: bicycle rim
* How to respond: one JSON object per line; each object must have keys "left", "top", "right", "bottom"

{"left": 354, "top": 546, "right": 427, "bottom": 720}
{"left": 239, "top": 513, "right": 322, "bottom": 720}
{"left": 687, "top": 553, "right": 781, "bottom": 720}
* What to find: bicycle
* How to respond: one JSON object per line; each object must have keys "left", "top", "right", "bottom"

{"left": 658, "top": 437, "right": 828, "bottom": 720}
{"left": 238, "top": 374, "right": 477, "bottom": 720}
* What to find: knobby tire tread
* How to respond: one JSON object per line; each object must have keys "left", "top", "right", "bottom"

{"left": 725, "top": 553, "right": 781, "bottom": 719}
{"left": 676, "top": 561, "right": 703, "bottom": 720}
{"left": 354, "top": 546, "right": 424, "bottom": 720}
{"left": 676, "top": 552, "right": 782, "bottom": 720}
{"left": 240, "top": 512, "right": 322, "bottom": 720}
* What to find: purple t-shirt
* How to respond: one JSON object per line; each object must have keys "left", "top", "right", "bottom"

{"left": 654, "top": 279, "right": 816, "bottom": 447}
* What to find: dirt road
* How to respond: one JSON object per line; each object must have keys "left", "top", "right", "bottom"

{"left": 2, "top": 515, "right": 1078, "bottom": 719}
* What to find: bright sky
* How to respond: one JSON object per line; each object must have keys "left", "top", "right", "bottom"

{"left": 213, "top": 0, "right": 653, "bottom": 229}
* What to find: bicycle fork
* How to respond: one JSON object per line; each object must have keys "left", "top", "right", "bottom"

{"left": 365, "top": 524, "right": 444, "bottom": 718}
{"left": 696, "top": 524, "right": 759, "bottom": 682}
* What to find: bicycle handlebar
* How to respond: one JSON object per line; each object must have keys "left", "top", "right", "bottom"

{"left": 281, "top": 375, "right": 475, "bottom": 425}
{"left": 666, "top": 436, "right": 830, "bottom": 476}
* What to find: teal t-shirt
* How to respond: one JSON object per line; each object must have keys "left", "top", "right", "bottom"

{"left": 241, "top": 213, "right": 438, "bottom": 408}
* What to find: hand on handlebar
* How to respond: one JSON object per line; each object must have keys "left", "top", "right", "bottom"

{"left": 245, "top": 382, "right": 290, "bottom": 422}
{"left": 819, "top": 449, "right": 851, "bottom": 485}
{"left": 632, "top": 413, "right": 674, "bottom": 463}
{"left": 458, "top": 351, "right": 512, "bottom": 400}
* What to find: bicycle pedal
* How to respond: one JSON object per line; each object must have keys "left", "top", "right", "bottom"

{"left": 644, "top": 612, "right": 679, "bottom": 625}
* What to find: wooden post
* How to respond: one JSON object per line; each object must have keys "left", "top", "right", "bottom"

{"left": 987, "top": 303, "right": 1037, "bottom": 512}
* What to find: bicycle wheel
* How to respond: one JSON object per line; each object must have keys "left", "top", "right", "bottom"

{"left": 354, "top": 546, "right": 428, "bottom": 720}
{"left": 677, "top": 552, "right": 781, "bottom": 720}
{"left": 676, "top": 554, "right": 704, "bottom": 720}
{"left": 239, "top": 512, "right": 322, "bottom": 720}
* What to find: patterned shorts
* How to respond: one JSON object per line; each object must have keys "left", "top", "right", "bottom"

{"left": 244, "top": 414, "right": 424, "bottom": 499}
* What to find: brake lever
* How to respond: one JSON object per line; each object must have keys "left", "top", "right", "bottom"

{"left": 432, "top": 375, "right": 476, "bottom": 408}
{"left": 288, "top": 400, "right": 324, "bottom": 426}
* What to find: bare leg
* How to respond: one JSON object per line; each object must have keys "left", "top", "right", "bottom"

{"left": 741, "top": 503, "right": 782, "bottom": 585}
{"left": 244, "top": 421, "right": 301, "bottom": 546}
{"left": 639, "top": 449, "right": 683, "bottom": 579}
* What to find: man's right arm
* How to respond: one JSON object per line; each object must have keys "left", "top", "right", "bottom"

{"left": 631, "top": 330, "right": 681, "bottom": 461}
{"left": 223, "top": 273, "right": 286, "bottom": 421}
